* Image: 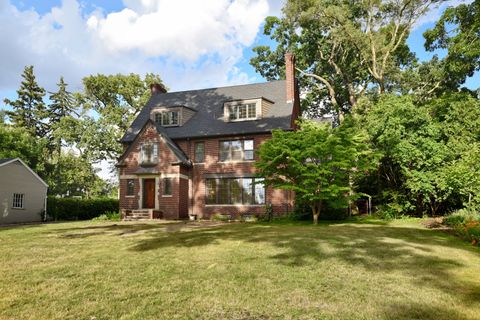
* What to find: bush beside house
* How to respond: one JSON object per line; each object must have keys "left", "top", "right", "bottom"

{"left": 47, "top": 197, "right": 119, "bottom": 221}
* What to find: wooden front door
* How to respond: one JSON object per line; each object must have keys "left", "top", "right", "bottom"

{"left": 143, "top": 179, "right": 155, "bottom": 209}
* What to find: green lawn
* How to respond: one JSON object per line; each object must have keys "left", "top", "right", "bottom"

{"left": 0, "top": 219, "right": 479, "bottom": 320}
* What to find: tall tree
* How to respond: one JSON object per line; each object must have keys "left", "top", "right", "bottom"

{"left": 4, "top": 66, "right": 48, "bottom": 137}
{"left": 251, "top": 0, "right": 440, "bottom": 120}
{"left": 48, "top": 77, "right": 77, "bottom": 154}
{"left": 359, "top": 92, "right": 480, "bottom": 215}
{"left": 78, "top": 73, "right": 166, "bottom": 160}
{"left": 424, "top": 0, "right": 480, "bottom": 91}
{"left": 256, "top": 120, "right": 376, "bottom": 224}
{"left": 0, "top": 123, "right": 47, "bottom": 174}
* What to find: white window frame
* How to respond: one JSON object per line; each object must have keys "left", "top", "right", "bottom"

{"left": 154, "top": 111, "right": 179, "bottom": 126}
{"left": 224, "top": 99, "right": 261, "bottom": 122}
{"left": 162, "top": 178, "right": 173, "bottom": 197}
{"left": 140, "top": 142, "right": 159, "bottom": 165}
{"left": 12, "top": 193, "right": 24, "bottom": 209}
{"left": 219, "top": 139, "right": 254, "bottom": 162}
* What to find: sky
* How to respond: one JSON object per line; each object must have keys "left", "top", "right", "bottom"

{"left": 0, "top": 0, "right": 478, "bottom": 179}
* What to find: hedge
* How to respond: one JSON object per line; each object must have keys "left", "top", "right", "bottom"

{"left": 47, "top": 197, "right": 119, "bottom": 221}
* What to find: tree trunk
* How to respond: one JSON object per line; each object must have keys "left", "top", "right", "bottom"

{"left": 311, "top": 202, "right": 321, "bottom": 225}
{"left": 313, "top": 212, "right": 319, "bottom": 225}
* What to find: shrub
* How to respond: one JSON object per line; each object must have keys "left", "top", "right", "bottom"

{"left": 444, "top": 209, "right": 480, "bottom": 246}
{"left": 288, "top": 201, "right": 348, "bottom": 221}
{"left": 211, "top": 213, "right": 231, "bottom": 222}
{"left": 92, "top": 211, "right": 121, "bottom": 221}
{"left": 47, "top": 197, "right": 119, "bottom": 221}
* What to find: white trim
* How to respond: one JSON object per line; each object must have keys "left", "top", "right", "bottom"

{"left": 120, "top": 175, "right": 137, "bottom": 179}
{"left": 0, "top": 158, "right": 48, "bottom": 187}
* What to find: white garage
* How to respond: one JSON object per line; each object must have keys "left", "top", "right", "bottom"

{"left": 0, "top": 158, "right": 48, "bottom": 224}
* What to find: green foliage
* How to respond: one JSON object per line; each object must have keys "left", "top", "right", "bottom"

{"left": 256, "top": 119, "right": 378, "bottom": 223}
{"left": 211, "top": 213, "right": 232, "bottom": 222}
{"left": 48, "top": 77, "right": 78, "bottom": 154}
{"left": 251, "top": 0, "right": 433, "bottom": 119}
{"left": 92, "top": 211, "right": 121, "bottom": 221}
{"left": 4, "top": 66, "right": 48, "bottom": 137}
{"left": 444, "top": 208, "right": 480, "bottom": 246}
{"left": 45, "top": 151, "right": 110, "bottom": 197}
{"left": 0, "top": 123, "right": 48, "bottom": 174}
{"left": 79, "top": 73, "right": 166, "bottom": 160}
{"left": 424, "top": 0, "right": 480, "bottom": 90}
{"left": 47, "top": 197, "right": 119, "bottom": 221}
{"left": 359, "top": 92, "right": 480, "bottom": 216}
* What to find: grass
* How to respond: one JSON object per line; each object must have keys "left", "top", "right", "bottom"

{"left": 0, "top": 219, "right": 479, "bottom": 320}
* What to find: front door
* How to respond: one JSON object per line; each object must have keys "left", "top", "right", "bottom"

{"left": 143, "top": 179, "right": 155, "bottom": 209}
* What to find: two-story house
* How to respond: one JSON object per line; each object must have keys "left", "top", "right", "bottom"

{"left": 117, "top": 53, "right": 300, "bottom": 220}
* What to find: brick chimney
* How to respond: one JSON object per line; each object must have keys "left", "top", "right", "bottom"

{"left": 150, "top": 83, "right": 166, "bottom": 95}
{"left": 285, "top": 52, "right": 295, "bottom": 103}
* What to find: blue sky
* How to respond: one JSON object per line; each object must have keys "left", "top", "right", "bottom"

{"left": 0, "top": 0, "right": 477, "bottom": 114}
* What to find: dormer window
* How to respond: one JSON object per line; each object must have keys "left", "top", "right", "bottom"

{"left": 140, "top": 142, "right": 158, "bottom": 165}
{"left": 155, "top": 111, "right": 179, "bottom": 126}
{"left": 224, "top": 98, "right": 270, "bottom": 122}
{"left": 228, "top": 103, "right": 256, "bottom": 121}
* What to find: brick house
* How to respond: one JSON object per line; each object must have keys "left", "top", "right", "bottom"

{"left": 117, "top": 54, "right": 300, "bottom": 220}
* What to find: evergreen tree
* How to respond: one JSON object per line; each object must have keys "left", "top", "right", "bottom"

{"left": 4, "top": 65, "right": 48, "bottom": 137}
{"left": 48, "top": 77, "right": 76, "bottom": 154}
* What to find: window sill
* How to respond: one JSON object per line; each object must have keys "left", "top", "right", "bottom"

{"left": 162, "top": 195, "right": 173, "bottom": 198}
{"left": 11, "top": 207, "right": 25, "bottom": 210}
{"left": 125, "top": 195, "right": 135, "bottom": 198}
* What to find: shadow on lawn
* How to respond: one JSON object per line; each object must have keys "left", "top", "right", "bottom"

{"left": 128, "top": 222, "right": 480, "bottom": 318}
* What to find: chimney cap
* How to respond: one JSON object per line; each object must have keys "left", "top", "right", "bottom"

{"left": 150, "top": 83, "right": 166, "bottom": 95}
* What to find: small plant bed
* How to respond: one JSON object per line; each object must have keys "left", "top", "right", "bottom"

{"left": 443, "top": 209, "right": 480, "bottom": 246}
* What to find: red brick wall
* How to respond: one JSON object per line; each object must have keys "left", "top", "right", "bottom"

{"left": 119, "top": 178, "right": 139, "bottom": 210}
{"left": 119, "top": 125, "right": 295, "bottom": 220}
{"left": 175, "top": 133, "right": 294, "bottom": 219}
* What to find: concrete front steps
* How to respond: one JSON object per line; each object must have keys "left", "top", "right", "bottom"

{"left": 123, "top": 209, "right": 161, "bottom": 221}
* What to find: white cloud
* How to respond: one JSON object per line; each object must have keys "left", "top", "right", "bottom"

{"left": 89, "top": 0, "right": 268, "bottom": 60}
{"left": 0, "top": 0, "right": 269, "bottom": 94}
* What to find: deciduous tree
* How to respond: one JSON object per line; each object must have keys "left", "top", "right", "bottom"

{"left": 256, "top": 120, "right": 376, "bottom": 224}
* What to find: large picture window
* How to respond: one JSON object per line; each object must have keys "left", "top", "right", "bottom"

{"left": 205, "top": 177, "right": 265, "bottom": 205}
{"left": 219, "top": 139, "right": 254, "bottom": 161}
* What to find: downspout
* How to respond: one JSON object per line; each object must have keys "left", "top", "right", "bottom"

{"left": 44, "top": 188, "right": 48, "bottom": 221}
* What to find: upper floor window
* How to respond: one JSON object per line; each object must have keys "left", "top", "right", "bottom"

{"left": 194, "top": 142, "right": 205, "bottom": 163}
{"left": 140, "top": 142, "right": 158, "bottom": 165}
{"left": 228, "top": 103, "right": 257, "bottom": 121}
{"left": 155, "top": 111, "right": 179, "bottom": 126}
{"left": 219, "top": 139, "right": 254, "bottom": 162}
